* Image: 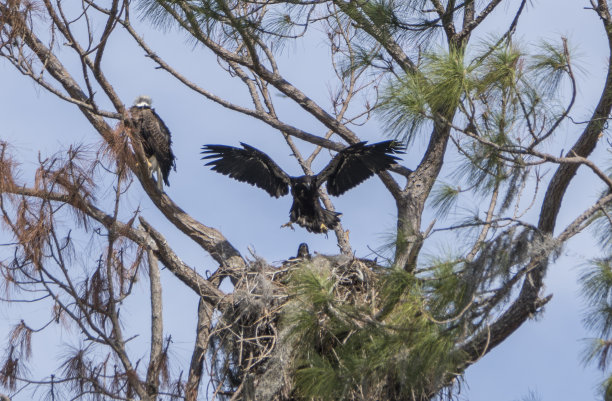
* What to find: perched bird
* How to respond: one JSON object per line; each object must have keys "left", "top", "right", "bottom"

{"left": 129, "top": 95, "right": 176, "bottom": 191}
{"left": 201, "top": 140, "right": 405, "bottom": 233}
{"left": 295, "top": 242, "right": 311, "bottom": 260}
{"left": 284, "top": 243, "right": 312, "bottom": 265}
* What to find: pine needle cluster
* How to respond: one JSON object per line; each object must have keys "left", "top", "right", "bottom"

{"left": 282, "top": 257, "right": 465, "bottom": 401}
{"left": 205, "top": 253, "right": 481, "bottom": 400}
{"left": 581, "top": 257, "right": 612, "bottom": 399}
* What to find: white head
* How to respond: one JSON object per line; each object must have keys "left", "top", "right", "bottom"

{"left": 133, "top": 95, "right": 152, "bottom": 108}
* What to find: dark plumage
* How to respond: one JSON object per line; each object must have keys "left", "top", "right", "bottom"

{"left": 201, "top": 140, "right": 405, "bottom": 234}
{"left": 284, "top": 243, "right": 312, "bottom": 265}
{"left": 129, "top": 95, "right": 176, "bottom": 190}
{"left": 296, "top": 243, "right": 311, "bottom": 259}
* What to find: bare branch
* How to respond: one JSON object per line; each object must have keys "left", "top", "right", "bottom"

{"left": 185, "top": 299, "right": 213, "bottom": 401}
{"left": 139, "top": 217, "right": 228, "bottom": 306}
{"left": 145, "top": 250, "right": 164, "bottom": 397}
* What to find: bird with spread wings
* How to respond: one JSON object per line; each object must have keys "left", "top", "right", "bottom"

{"left": 201, "top": 140, "right": 405, "bottom": 234}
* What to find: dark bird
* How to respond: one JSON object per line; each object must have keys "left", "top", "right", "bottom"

{"left": 284, "top": 243, "right": 312, "bottom": 265}
{"left": 201, "top": 140, "right": 405, "bottom": 234}
{"left": 129, "top": 95, "right": 176, "bottom": 191}
{"left": 296, "top": 242, "right": 311, "bottom": 260}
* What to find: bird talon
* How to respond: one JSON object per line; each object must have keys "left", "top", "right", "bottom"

{"left": 281, "top": 222, "right": 295, "bottom": 230}
{"left": 201, "top": 140, "right": 403, "bottom": 235}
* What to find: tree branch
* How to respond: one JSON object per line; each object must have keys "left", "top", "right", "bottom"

{"left": 461, "top": 0, "right": 612, "bottom": 363}
{"left": 0, "top": 6, "right": 248, "bottom": 273}
{"left": 139, "top": 217, "right": 228, "bottom": 307}
{"left": 185, "top": 299, "right": 213, "bottom": 401}
{"left": 145, "top": 250, "right": 164, "bottom": 397}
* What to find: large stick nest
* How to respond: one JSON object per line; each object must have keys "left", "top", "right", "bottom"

{"left": 208, "top": 252, "right": 383, "bottom": 400}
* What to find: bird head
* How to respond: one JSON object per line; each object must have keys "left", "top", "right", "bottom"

{"left": 297, "top": 243, "right": 311, "bottom": 259}
{"left": 293, "top": 175, "right": 314, "bottom": 195}
{"left": 133, "top": 95, "right": 152, "bottom": 108}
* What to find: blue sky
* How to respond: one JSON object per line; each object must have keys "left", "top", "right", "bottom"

{"left": 0, "top": 1, "right": 610, "bottom": 400}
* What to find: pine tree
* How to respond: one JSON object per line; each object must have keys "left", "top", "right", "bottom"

{"left": 1, "top": 0, "right": 612, "bottom": 400}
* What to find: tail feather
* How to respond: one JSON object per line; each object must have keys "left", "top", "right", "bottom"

{"left": 297, "top": 208, "right": 341, "bottom": 234}
{"left": 320, "top": 208, "right": 341, "bottom": 231}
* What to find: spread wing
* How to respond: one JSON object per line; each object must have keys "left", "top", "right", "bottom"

{"left": 130, "top": 106, "right": 176, "bottom": 185}
{"left": 201, "top": 143, "right": 292, "bottom": 198}
{"left": 316, "top": 140, "right": 405, "bottom": 196}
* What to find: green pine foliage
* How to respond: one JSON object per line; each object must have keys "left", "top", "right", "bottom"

{"left": 577, "top": 171, "right": 612, "bottom": 395}
{"left": 135, "top": 2, "right": 584, "bottom": 399}
{"left": 529, "top": 40, "right": 572, "bottom": 96}
{"left": 429, "top": 183, "right": 460, "bottom": 218}
{"left": 580, "top": 257, "right": 612, "bottom": 395}
{"left": 271, "top": 37, "right": 574, "bottom": 401}
{"left": 380, "top": 38, "right": 571, "bottom": 221}
{"left": 378, "top": 47, "right": 471, "bottom": 143}
{"left": 591, "top": 180, "right": 612, "bottom": 250}
{"left": 282, "top": 259, "right": 466, "bottom": 400}
{"left": 582, "top": 258, "right": 612, "bottom": 342}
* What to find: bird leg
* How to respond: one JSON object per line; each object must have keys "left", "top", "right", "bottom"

{"left": 154, "top": 167, "right": 163, "bottom": 192}
{"left": 134, "top": 158, "right": 151, "bottom": 172}
{"left": 146, "top": 156, "right": 164, "bottom": 192}
{"left": 281, "top": 221, "right": 295, "bottom": 230}
{"left": 322, "top": 225, "right": 329, "bottom": 239}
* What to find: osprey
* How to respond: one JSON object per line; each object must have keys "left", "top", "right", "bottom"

{"left": 129, "top": 95, "right": 176, "bottom": 191}
{"left": 201, "top": 140, "right": 405, "bottom": 234}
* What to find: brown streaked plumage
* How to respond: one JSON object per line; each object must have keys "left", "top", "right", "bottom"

{"left": 129, "top": 95, "right": 176, "bottom": 190}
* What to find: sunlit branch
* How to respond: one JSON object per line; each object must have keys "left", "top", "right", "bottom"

{"left": 185, "top": 299, "right": 213, "bottom": 401}
{"left": 429, "top": 0, "right": 456, "bottom": 39}
{"left": 465, "top": 183, "right": 499, "bottom": 262}
{"left": 455, "top": 0, "right": 504, "bottom": 43}
{"left": 145, "top": 250, "right": 164, "bottom": 397}
{"left": 138, "top": 217, "right": 227, "bottom": 306}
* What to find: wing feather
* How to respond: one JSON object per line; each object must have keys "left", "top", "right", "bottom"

{"left": 201, "top": 143, "right": 291, "bottom": 198}
{"left": 130, "top": 106, "right": 176, "bottom": 186}
{"left": 148, "top": 108, "right": 176, "bottom": 184}
{"left": 317, "top": 140, "right": 405, "bottom": 196}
